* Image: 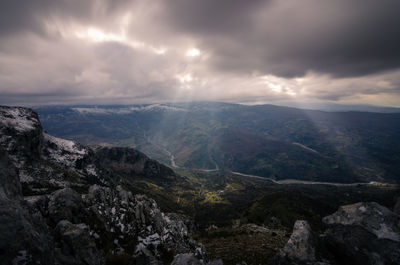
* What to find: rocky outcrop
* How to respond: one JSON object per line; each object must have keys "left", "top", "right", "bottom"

{"left": 0, "top": 106, "right": 213, "bottom": 264}
{"left": 279, "top": 221, "right": 316, "bottom": 262}
{"left": 93, "top": 146, "right": 182, "bottom": 184}
{"left": 0, "top": 106, "right": 185, "bottom": 196}
{"left": 271, "top": 202, "right": 400, "bottom": 265}
{"left": 47, "top": 188, "right": 85, "bottom": 225}
{"left": 0, "top": 150, "right": 21, "bottom": 200}
{"left": 0, "top": 106, "right": 43, "bottom": 161}
{"left": 0, "top": 150, "right": 54, "bottom": 265}
{"left": 0, "top": 106, "right": 113, "bottom": 195}
{"left": 321, "top": 202, "right": 400, "bottom": 265}
{"left": 55, "top": 220, "right": 104, "bottom": 265}
{"left": 269, "top": 221, "right": 328, "bottom": 265}
{"left": 2, "top": 182, "right": 209, "bottom": 264}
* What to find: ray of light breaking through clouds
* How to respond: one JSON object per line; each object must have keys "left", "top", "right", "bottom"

{"left": 0, "top": 0, "right": 400, "bottom": 107}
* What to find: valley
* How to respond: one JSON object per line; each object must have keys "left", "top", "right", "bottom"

{"left": 1, "top": 105, "right": 399, "bottom": 265}
{"left": 37, "top": 102, "right": 400, "bottom": 184}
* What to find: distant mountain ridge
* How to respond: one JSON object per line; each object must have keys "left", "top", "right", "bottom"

{"left": 35, "top": 102, "right": 400, "bottom": 183}
{"left": 278, "top": 102, "right": 400, "bottom": 113}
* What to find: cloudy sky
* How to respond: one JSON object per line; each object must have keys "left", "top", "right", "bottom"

{"left": 1, "top": 0, "right": 400, "bottom": 107}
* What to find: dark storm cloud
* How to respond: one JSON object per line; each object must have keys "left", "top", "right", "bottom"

{"left": 0, "top": 0, "right": 400, "bottom": 106}
{"left": 2, "top": 0, "right": 400, "bottom": 78}
{"left": 0, "top": 0, "right": 132, "bottom": 36}
{"left": 162, "top": 0, "right": 266, "bottom": 35}
{"left": 162, "top": 0, "right": 400, "bottom": 78}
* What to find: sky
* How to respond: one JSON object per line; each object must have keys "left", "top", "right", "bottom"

{"left": 1, "top": 0, "right": 400, "bottom": 107}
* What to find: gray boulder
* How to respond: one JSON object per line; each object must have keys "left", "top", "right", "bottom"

{"left": 280, "top": 221, "right": 316, "bottom": 262}
{"left": 269, "top": 220, "right": 329, "bottom": 265}
{"left": 321, "top": 202, "right": 400, "bottom": 265}
{"left": 48, "top": 188, "right": 85, "bottom": 225}
{"left": 55, "top": 220, "right": 105, "bottom": 265}
{"left": 322, "top": 202, "right": 400, "bottom": 242}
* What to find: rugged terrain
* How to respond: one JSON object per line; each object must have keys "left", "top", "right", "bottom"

{"left": 0, "top": 106, "right": 212, "bottom": 264}
{"left": 1, "top": 105, "right": 399, "bottom": 265}
{"left": 36, "top": 102, "right": 400, "bottom": 183}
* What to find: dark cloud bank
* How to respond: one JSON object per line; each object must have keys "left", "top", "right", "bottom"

{"left": 1, "top": 0, "right": 400, "bottom": 106}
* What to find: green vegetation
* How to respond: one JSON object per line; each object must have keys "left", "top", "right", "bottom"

{"left": 35, "top": 103, "right": 400, "bottom": 264}
{"left": 193, "top": 225, "right": 289, "bottom": 265}
{"left": 127, "top": 168, "right": 399, "bottom": 234}
{"left": 37, "top": 103, "right": 400, "bottom": 184}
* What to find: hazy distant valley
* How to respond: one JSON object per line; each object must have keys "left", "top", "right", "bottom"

{"left": 37, "top": 102, "right": 400, "bottom": 184}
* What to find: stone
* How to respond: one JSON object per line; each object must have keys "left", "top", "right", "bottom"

{"left": 321, "top": 202, "right": 400, "bottom": 265}
{"left": 48, "top": 188, "right": 84, "bottom": 225}
{"left": 55, "top": 220, "right": 105, "bottom": 265}
{"left": 172, "top": 253, "right": 204, "bottom": 265}
{"left": 280, "top": 221, "right": 316, "bottom": 262}
{"left": 268, "top": 220, "right": 329, "bottom": 265}
{"left": 322, "top": 202, "right": 400, "bottom": 242}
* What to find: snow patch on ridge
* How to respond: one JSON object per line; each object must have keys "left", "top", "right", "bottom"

{"left": 0, "top": 107, "right": 39, "bottom": 133}
{"left": 44, "top": 133, "right": 87, "bottom": 167}
{"left": 72, "top": 104, "right": 187, "bottom": 115}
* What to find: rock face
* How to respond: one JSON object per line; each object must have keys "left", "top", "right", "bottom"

{"left": 394, "top": 197, "right": 400, "bottom": 215}
{"left": 94, "top": 146, "right": 180, "bottom": 184}
{"left": 55, "top": 220, "right": 104, "bottom": 265}
{"left": 21, "top": 185, "right": 207, "bottom": 265}
{"left": 270, "top": 202, "right": 400, "bottom": 265}
{"left": 0, "top": 106, "right": 110, "bottom": 195}
{"left": 279, "top": 221, "right": 316, "bottom": 262}
{"left": 0, "top": 152, "right": 54, "bottom": 265}
{"left": 0, "top": 105, "right": 184, "bottom": 197}
{"left": 0, "top": 150, "right": 21, "bottom": 200}
{"left": 0, "top": 106, "right": 43, "bottom": 161}
{"left": 0, "top": 106, "right": 211, "bottom": 264}
{"left": 321, "top": 202, "right": 400, "bottom": 265}
{"left": 271, "top": 202, "right": 400, "bottom": 265}
{"left": 269, "top": 221, "right": 328, "bottom": 265}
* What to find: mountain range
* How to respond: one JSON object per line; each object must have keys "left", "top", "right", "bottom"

{"left": 36, "top": 102, "right": 400, "bottom": 184}
{"left": 1, "top": 105, "right": 400, "bottom": 265}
